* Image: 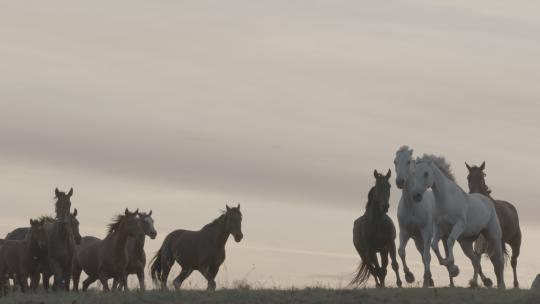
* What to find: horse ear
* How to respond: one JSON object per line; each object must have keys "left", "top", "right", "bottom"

{"left": 237, "top": 203, "right": 240, "bottom": 209}
{"left": 55, "top": 188, "right": 60, "bottom": 197}
{"left": 149, "top": 210, "right": 152, "bottom": 216}
{"left": 480, "top": 161, "right": 485, "bottom": 170}
{"left": 373, "top": 170, "right": 379, "bottom": 178}
{"left": 409, "top": 149, "right": 414, "bottom": 156}
{"left": 385, "top": 169, "right": 391, "bottom": 179}
{"left": 30, "top": 219, "right": 36, "bottom": 227}
{"left": 68, "top": 188, "right": 73, "bottom": 197}
{"left": 73, "top": 208, "right": 78, "bottom": 217}
{"left": 134, "top": 208, "right": 139, "bottom": 215}
{"left": 465, "top": 162, "right": 472, "bottom": 171}
{"left": 226, "top": 205, "right": 231, "bottom": 211}
{"left": 125, "top": 208, "right": 129, "bottom": 215}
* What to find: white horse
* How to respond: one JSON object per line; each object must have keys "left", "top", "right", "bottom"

{"left": 394, "top": 146, "right": 454, "bottom": 287}
{"left": 409, "top": 155, "right": 505, "bottom": 288}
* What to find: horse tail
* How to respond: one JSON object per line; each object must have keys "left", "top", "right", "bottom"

{"left": 350, "top": 261, "right": 371, "bottom": 286}
{"left": 150, "top": 232, "right": 175, "bottom": 284}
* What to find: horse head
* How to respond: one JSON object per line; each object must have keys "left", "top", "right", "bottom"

{"left": 139, "top": 210, "right": 157, "bottom": 240}
{"left": 410, "top": 159, "right": 435, "bottom": 202}
{"left": 29, "top": 218, "right": 48, "bottom": 250}
{"left": 69, "top": 208, "right": 82, "bottom": 245}
{"left": 466, "top": 161, "right": 491, "bottom": 195}
{"left": 225, "top": 204, "right": 243, "bottom": 242}
{"left": 372, "top": 169, "right": 392, "bottom": 213}
{"left": 394, "top": 146, "right": 414, "bottom": 189}
{"left": 54, "top": 187, "right": 73, "bottom": 220}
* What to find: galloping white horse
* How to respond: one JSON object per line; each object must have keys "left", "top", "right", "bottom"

{"left": 394, "top": 146, "right": 454, "bottom": 287}
{"left": 409, "top": 155, "right": 505, "bottom": 288}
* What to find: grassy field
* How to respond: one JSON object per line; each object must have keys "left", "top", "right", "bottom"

{"left": 0, "top": 288, "right": 539, "bottom": 304}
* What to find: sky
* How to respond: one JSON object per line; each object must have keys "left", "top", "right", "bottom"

{"left": 1, "top": 0, "right": 539, "bottom": 288}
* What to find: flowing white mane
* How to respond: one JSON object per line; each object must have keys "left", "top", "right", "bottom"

{"left": 397, "top": 145, "right": 412, "bottom": 155}
{"left": 417, "top": 154, "right": 455, "bottom": 181}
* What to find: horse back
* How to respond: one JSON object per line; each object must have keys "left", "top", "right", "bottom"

{"left": 5, "top": 227, "right": 30, "bottom": 241}
{"left": 75, "top": 236, "right": 102, "bottom": 276}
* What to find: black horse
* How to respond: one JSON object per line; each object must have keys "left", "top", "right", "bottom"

{"left": 351, "top": 170, "right": 402, "bottom": 287}
{"left": 150, "top": 204, "right": 243, "bottom": 290}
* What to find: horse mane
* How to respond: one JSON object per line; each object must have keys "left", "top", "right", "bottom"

{"left": 202, "top": 212, "right": 226, "bottom": 229}
{"left": 417, "top": 154, "right": 455, "bottom": 181}
{"left": 38, "top": 215, "right": 55, "bottom": 223}
{"left": 365, "top": 187, "right": 375, "bottom": 210}
{"left": 107, "top": 214, "right": 126, "bottom": 235}
{"left": 397, "top": 145, "right": 412, "bottom": 155}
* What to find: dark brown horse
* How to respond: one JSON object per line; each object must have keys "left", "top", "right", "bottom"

{"left": 112, "top": 210, "right": 157, "bottom": 291}
{"left": 466, "top": 162, "right": 522, "bottom": 288}
{"left": 5, "top": 213, "right": 81, "bottom": 291}
{"left": 48, "top": 207, "right": 81, "bottom": 291}
{"left": 352, "top": 170, "right": 402, "bottom": 288}
{"left": 0, "top": 219, "right": 48, "bottom": 294}
{"left": 73, "top": 208, "right": 144, "bottom": 291}
{"left": 150, "top": 204, "right": 243, "bottom": 291}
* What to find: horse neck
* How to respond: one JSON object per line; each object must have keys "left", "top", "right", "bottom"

{"left": 365, "top": 200, "right": 384, "bottom": 230}
{"left": 204, "top": 217, "right": 230, "bottom": 249}
{"left": 133, "top": 234, "right": 146, "bottom": 257}
{"left": 430, "top": 164, "right": 462, "bottom": 205}
{"left": 402, "top": 177, "right": 416, "bottom": 207}
{"left": 109, "top": 228, "right": 131, "bottom": 257}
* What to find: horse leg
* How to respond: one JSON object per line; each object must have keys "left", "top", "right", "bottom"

{"left": 30, "top": 272, "right": 40, "bottom": 291}
{"left": 474, "top": 234, "right": 492, "bottom": 287}
{"left": 458, "top": 238, "right": 481, "bottom": 288}
{"left": 398, "top": 230, "right": 414, "bottom": 283}
{"left": 63, "top": 265, "right": 72, "bottom": 291}
{"left": 368, "top": 251, "right": 381, "bottom": 287}
{"left": 417, "top": 231, "right": 433, "bottom": 287}
{"left": 98, "top": 273, "right": 110, "bottom": 292}
{"left": 509, "top": 230, "right": 521, "bottom": 289}
{"left": 49, "top": 259, "right": 63, "bottom": 291}
{"left": 82, "top": 276, "right": 97, "bottom": 292}
{"left": 379, "top": 251, "right": 388, "bottom": 288}
{"left": 441, "top": 236, "right": 455, "bottom": 287}
{"left": 486, "top": 220, "right": 506, "bottom": 289}
{"left": 173, "top": 268, "right": 193, "bottom": 291}
{"left": 72, "top": 263, "right": 82, "bottom": 292}
{"left": 202, "top": 265, "right": 220, "bottom": 291}
{"left": 136, "top": 267, "right": 146, "bottom": 291}
{"left": 159, "top": 259, "right": 174, "bottom": 291}
{"left": 388, "top": 241, "right": 402, "bottom": 288}
{"left": 440, "top": 222, "right": 464, "bottom": 279}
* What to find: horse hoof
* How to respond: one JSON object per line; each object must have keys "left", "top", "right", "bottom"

{"left": 405, "top": 272, "right": 415, "bottom": 283}
{"left": 423, "top": 278, "right": 434, "bottom": 288}
{"left": 448, "top": 265, "right": 459, "bottom": 278}
{"left": 397, "top": 280, "right": 403, "bottom": 288}
{"left": 483, "top": 278, "right": 493, "bottom": 288}
{"left": 469, "top": 280, "right": 479, "bottom": 288}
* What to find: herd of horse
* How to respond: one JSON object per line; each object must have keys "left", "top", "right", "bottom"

{"left": 352, "top": 146, "right": 521, "bottom": 289}
{"left": 0, "top": 187, "right": 244, "bottom": 295}
{"left": 0, "top": 145, "right": 523, "bottom": 295}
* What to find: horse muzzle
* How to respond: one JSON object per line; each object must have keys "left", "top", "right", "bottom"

{"left": 149, "top": 231, "right": 157, "bottom": 240}
{"left": 396, "top": 178, "right": 405, "bottom": 189}
{"left": 234, "top": 232, "right": 243, "bottom": 242}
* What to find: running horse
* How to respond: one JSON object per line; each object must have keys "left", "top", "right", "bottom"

{"left": 351, "top": 170, "right": 402, "bottom": 288}
{"left": 410, "top": 155, "right": 505, "bottom": 288}
{"left": 150, "top": 204, "right": 243, "bottom": 291}
{"left": 466, "top": 162, "right": 521, "bottom": 288}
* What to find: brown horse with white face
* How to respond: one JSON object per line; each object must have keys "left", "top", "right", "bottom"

{"left": 150, "top": 204, "right": 243, "bottom": 291}
{"left": 466, "top": 162, "right": 522, "bottom": 288}
{"left": 73, "top": 208, "right": 144, "bottom": 292}
{"left": 112, "top": 210, "right": 157, "bottom": 291}
{"left": 0, "top": 219, "right": 48, "bottom": 294}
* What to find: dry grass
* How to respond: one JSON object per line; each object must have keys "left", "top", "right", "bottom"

{"left": 0, "top": 287, "right": 539, "bottom": 304}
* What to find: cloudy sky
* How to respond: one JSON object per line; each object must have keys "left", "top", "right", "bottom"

{"left": 1, "top": 1, "right": 539, "bottom": 288}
